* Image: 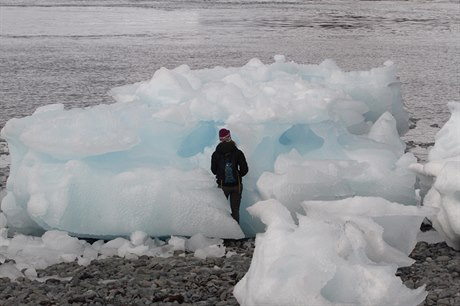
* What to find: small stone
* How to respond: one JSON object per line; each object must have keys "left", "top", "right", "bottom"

{"left": 138, "top": 288, "right": 153, "bottom": 298}
{"left": 219, "top": 290, "right": 228, "bottom": 300}
{"left": 437, "top": 298, "right": 450, "bottom": 305}
{"left": 436, "top": 256, "right": 451, "bottom": 262}
{"left": 68, "top": 295, "right": 87, "bottom": 304}
{"left": 427, "top": 292, "right": 438, "bottom": 301}
{"left": 45, "top": 278, "right": 62, "bottom": 285}
{"left": 404, "top": 280, "right": 415, "bottom": 289}
{"left": 455, "top": 297, "right": 460, "bottom": 306}
{"left": 84, "top": 290, "right": 97, "bottom": 299}
{"left": 441, "top": 289, "right": 457, "bottom": 300}
{"left": 447, "top": 264, "right": 460, "bottom": 273}
{"left": 415, "top": 277, "right": 428, "bottom": 288}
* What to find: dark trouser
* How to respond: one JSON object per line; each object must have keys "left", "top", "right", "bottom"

{"left": 221, "top": 184, "right": 242, "bottom": 224}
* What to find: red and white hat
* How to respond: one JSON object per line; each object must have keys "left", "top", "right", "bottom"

{"left": 219, "top": 128, "right": 231, "bottom": 142}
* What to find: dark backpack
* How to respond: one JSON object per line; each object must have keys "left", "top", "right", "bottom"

{"left": 221, "top": 152, "right": 237, "bottom": 185}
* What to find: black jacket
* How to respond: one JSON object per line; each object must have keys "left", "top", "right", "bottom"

{"left": 211, "top": 141, "right": 248, "bottom": 186}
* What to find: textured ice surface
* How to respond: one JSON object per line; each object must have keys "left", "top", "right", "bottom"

{"left": 1, "top": 57, "right": 414, "bottom": 238}
{"left": 410, "top": 102, "right": 460, "bottom": 250}
{"left": 234, "top": 198, "right": 432, "bottom": 306}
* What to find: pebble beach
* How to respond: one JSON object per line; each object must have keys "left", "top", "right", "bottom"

{"left": 0, "top": 238, "right": 458, "bottom": 305}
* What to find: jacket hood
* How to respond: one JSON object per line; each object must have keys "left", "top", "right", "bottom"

{"left": 215, "top": 141, "right": 237, "bottom": 154}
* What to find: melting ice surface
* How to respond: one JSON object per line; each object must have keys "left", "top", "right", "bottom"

{"left": 234, "top": 198, "right": 432, "bottom": 306}
{"left": 234, "top": 103, "right": 459, "bottom": 305}
{"left": 410, "top": 102, "right": 460, "bottom": 251}
{"left": 1, "top": 56, "right": 414, "bottom": 238}
{"left": 0, "top": 57, "right": 457, "bottom": 305}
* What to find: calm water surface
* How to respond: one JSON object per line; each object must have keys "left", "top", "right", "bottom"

{"left": 1, "top": 0, "right": 459, "bottom": 154}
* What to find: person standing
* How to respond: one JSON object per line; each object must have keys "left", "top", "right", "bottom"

{"left": 211, "top": 128, "right": 248, "bottom": 224}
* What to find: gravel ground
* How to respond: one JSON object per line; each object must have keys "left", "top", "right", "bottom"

{"left": 0, "top": 240, "right": 254, "bottom": 306}
{"left": 0, "top": 238, "right": 459, "bottom": 305}
{"left": 398, "top": 241, "right": 460, "bottom": 306}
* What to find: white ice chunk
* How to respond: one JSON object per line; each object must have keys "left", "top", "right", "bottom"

{"left": 0, "top": 213, "right": 6, "bottom": 228}
{"left": 428, "top": 102, "right": 460, "bottom": 161}
{"left": 194, "top": 244, "right": 226, "bottom": 259}
{"left": 410, "top": 102, "right": 460, "bottom": 250}
{"left": 301, "top": 196, "right": 437, "bottom": 255}
{"left": 0, "top": 262, "right": 24, "bottom": 281}
{"left": 168, "top": 236, "right": 187, "bottom": 251}
{"left": 368, "top": 111, "right": 406, "bottom": 156}
{"left": 422, "top": 161, "right": 460, "bottom": 249}
{"left": 41, "top": 230, "right": 85, "bottom": 254}
{"left": 234, "top": 199, "right": 428, "bottom": 306}
{"left": 130, "top": 231, "right": 148, "bottom": 246}
{"left": 185, "top": 233, "right": 223, "bottom": 252}
{"left": 1, "top": 58, "right": 410, "bottom": 238}
{"left": 32, "top": 103, "right": 64, "bottom": 115}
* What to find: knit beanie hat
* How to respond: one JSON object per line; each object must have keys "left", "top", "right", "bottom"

{"left": 219, "top": 128, "right": 231, "bottom": 142}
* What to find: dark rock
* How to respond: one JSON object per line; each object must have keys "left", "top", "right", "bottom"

{"left": 435, "top": 255, "right": 451, "bottom": 262}
{"left": 77, "top": 271, "right": 93, "bottom": 280}
{"left": 45, "top": 278, "right": 62, "bottom": 285}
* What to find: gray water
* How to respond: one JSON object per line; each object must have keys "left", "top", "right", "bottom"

{"left": 1, "top": 0, "right": 459, "bottom": 156}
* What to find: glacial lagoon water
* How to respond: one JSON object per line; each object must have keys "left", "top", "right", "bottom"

{"left": 1, "top": 0, "right": 459, "bottom": 160}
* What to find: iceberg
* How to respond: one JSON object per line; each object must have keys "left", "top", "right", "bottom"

{"left": 234, "top": 198, "right": 433, "bottom": 306}
{"left": 1, "top": 56, "right": 414, "bottom": 238}
{"left": 410, "top": 102, "right": 460, "bottom": 250}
